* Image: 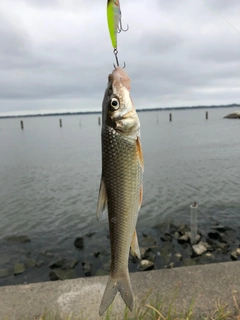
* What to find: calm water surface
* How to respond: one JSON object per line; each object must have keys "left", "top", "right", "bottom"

{"left": 0, "top": 107, "right": 239, "bottom": 277}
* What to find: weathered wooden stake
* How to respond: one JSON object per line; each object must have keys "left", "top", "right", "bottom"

{"left": 98, "top": 117, "right": 101, "bottom": 126}
{"left": 59, "top": 119, "right": 62, "bottom": 127}
{"left": 206, "top": 111, "right": 208, "bottom": 119}
{"left": 20, "top": 120, "right": 24, "bottom": 129}
{"left": 169, "top": 113, "right": 172, "bottom": 122}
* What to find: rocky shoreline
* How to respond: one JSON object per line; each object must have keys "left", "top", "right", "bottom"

{"left": 224, "top": 111, "right": 240, "bottom": 118}
{"left": 0, "top": 222, "right": 240, "bottom": 286}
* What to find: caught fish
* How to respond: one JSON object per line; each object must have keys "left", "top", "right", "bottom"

{"left": 97, "top": 67, "right": 144, "bottom": 316}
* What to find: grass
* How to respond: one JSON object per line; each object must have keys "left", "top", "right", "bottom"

{"left": 14, "top": 289, "right": 240, "bottom": 320}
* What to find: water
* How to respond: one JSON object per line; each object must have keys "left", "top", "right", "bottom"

{"left": 0, "top": 107, "right": 240, "bottom": 284}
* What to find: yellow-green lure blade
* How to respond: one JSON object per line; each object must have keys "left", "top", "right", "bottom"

{"left": 107, "top": 0, "right": 121, "bottom": 49}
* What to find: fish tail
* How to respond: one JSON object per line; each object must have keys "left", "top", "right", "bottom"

{"left": 99, "top": 271, "right": 134, "bottom": 316}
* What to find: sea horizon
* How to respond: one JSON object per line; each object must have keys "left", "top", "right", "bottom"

{"left": 0, "top": 103, "right": 239, "bottom": 119}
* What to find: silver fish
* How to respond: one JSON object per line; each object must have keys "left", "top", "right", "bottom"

{"left": 97, "top": 67, "right": 144, "bottom": 316}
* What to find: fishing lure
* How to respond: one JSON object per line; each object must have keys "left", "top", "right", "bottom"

{"left": 107, "top": 0, "right": 128, "bottom": 66}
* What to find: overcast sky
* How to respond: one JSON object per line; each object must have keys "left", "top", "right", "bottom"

{"left": 1, "top": 0, "right": 240, "bottom": 115}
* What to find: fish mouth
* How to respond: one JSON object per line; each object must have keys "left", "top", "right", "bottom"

{"left": 111, "top": 67, "right": 131, "bottom": 92}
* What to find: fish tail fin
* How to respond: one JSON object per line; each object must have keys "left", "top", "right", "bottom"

{"left": 99, "top": 271, "right": 134, "bottom": 316}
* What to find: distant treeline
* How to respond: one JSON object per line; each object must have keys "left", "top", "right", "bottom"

{"left": 0, "top": 103, "right": 239, "bottom": 119}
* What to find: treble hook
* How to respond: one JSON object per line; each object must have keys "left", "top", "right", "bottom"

{"left": 117, "top": 11, "right": 129, "bottom": 33}
{"left": 113, "top": 49, "right": 126, "bottom": 69}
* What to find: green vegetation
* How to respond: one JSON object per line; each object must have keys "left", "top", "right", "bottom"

{"left": 28, "top": 288, "right": 240, "bottom": 320}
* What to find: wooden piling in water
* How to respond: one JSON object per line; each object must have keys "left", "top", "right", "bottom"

{"left": 20, "top": 120, "right": 24, "bottom": 129}
{"left": 98, "top": 117, "right": 101, "bottom": 126}
{"left": 169, "top": 113, "right": 172, "bottom": 122}
{"left": 59, "top": 119, "right": 62, "bottom": 127}
{"left": 206, "top": 111, "right": 208, "bottom": 120}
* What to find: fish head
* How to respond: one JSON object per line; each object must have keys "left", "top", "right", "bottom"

{"left": 102, "top": 67, "right": 140, "bottom": 139}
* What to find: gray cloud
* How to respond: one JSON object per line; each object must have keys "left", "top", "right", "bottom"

{"left": 0, "top": 0, "right": 240, "bottom": 115}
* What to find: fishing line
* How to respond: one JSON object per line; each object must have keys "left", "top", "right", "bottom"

{"left": 203, "top": 1, "right": 240, "bottom": 36}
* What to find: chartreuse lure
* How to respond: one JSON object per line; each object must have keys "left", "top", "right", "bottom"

{"left": 106, "top": 0, "right": 128, "bottom": 66}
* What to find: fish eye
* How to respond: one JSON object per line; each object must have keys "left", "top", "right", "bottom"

{"left": 110, "top": 98, "right": 119, "bottom": 110}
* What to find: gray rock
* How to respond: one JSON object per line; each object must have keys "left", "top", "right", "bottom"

{"left": 169, "top": 223, "right": 178, "bottom": 233}
{"left": 145, "top": 251, "right": 156, "bottom": 262}
{"left": 48, "top": 258, "right": 65, "bottom": 269}
{"left": 94, "top": 251, "right": 100, "bottom": 258}
{"left": 140, "top": 247, "right": 148, "bottom": 258}
{"left": 199, "top": 241, "right": 212, "bottom": 250}
{"left": 153, "top": 223, "right": 169, "bottom": 232}
{"left": 74, "top": 237, "right": 84, "bottom": 249}
{"left": 165, "top": 262, "right": 174, "bottom": 269}
{"left": 95, "top": 269, "right": 109, "bottom": 277}
{"left": 6, "top": 235, "right": 30, "bottom": 243}
{"left": 230, "top": 248, "right": 240, "bottom": 261}
{"left": 174, "top": 253, "right": 182, "bottom": 261}
{"left": 178, "top": 234, "right": 189, "bottom": 244}
{"left": 160, "top": 233, "right": 172, "bottom": 242}
{"left": 182, "top": 258, "right": 196, "bottom": 266}
{"left": 236, "top": 248, "right": 240, "bottom": 257}
{"left": 140, "top": 235, "right": 156, "bottom": 247}
{"left": 230, "top": 251, "right": 238, "bottom": 261}
{"left": 205, "top": 252, "right": 213, "bottom": 258}
{"left": 39, "top": 251, "right": 55, "bottom": 258}
{"left": 141, "top": 248, "right": 156, "bottom": 262}
{"left": 36, "top": 260, "right": 44, "bottom": 268}
{"left": 85, "top": 232, "right": 96, "bottom": 237}
{"left": 198, "top": 252, "right": 215, "bottom": 264}
{"left": 177, "top": 224, "right": 190, "bottom": 234}
{"left": 192, "top": 243, "right": 207, "bottom": 256}
{"left": 0, "top": 268, "right": 10, "bottom": 278}
{"left": 82, "top": 261, "right": 92, "bottom": 276}
{"left": 68, "top": 259, "right": 79, "bottom": 269}
{"left": 210, "top": 226, "right": 232, "bottom": 233}
{"left": 159, "top": 242, "right": 173, "bottom": 262}
{"left": 224, "top": 111, "right": 240, "bottom": 119}
{"left": 187, "top": 232, "right": 201, "bottom": 244}
{"left": 49, "top": 269, "right": 77, "bottom": 281}
{"left": 138, "top": 259, "right": 154, "bottom": 271}
{"left": 218, "top": 242, "right": 230, "bottom": 253}
{"left": 14, "top": 263, "right": 26, "bottom": 275}
{"left": 182, "top": 243, "right": 194, "bottom": 256}
{"left": 208, "top": 232, "right": 221, "bottom": 241}
{"left": 102, "top": 261, "right": 111, "bottom": 272}
{"left": 26, "top": 259, "right": 36, "bottom": 268}
{"left": 97, "top": 249, "right": 110, "bottom": 257}
{"left": 174, "top": 231, "right": 180, "bottom": 239}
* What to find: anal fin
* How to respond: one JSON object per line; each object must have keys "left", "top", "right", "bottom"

{"left": 130, "top": 229, "right": 141, "bottom": 259}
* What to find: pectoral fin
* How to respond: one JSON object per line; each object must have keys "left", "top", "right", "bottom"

{"left": 136, "top": 136, "right": 144, "bottom": 171}
{"left": 130, "top": 229, "right": 141, "bottom": 259}
{"left": 96, "top": 177, "right": 108, "bottom": 221}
